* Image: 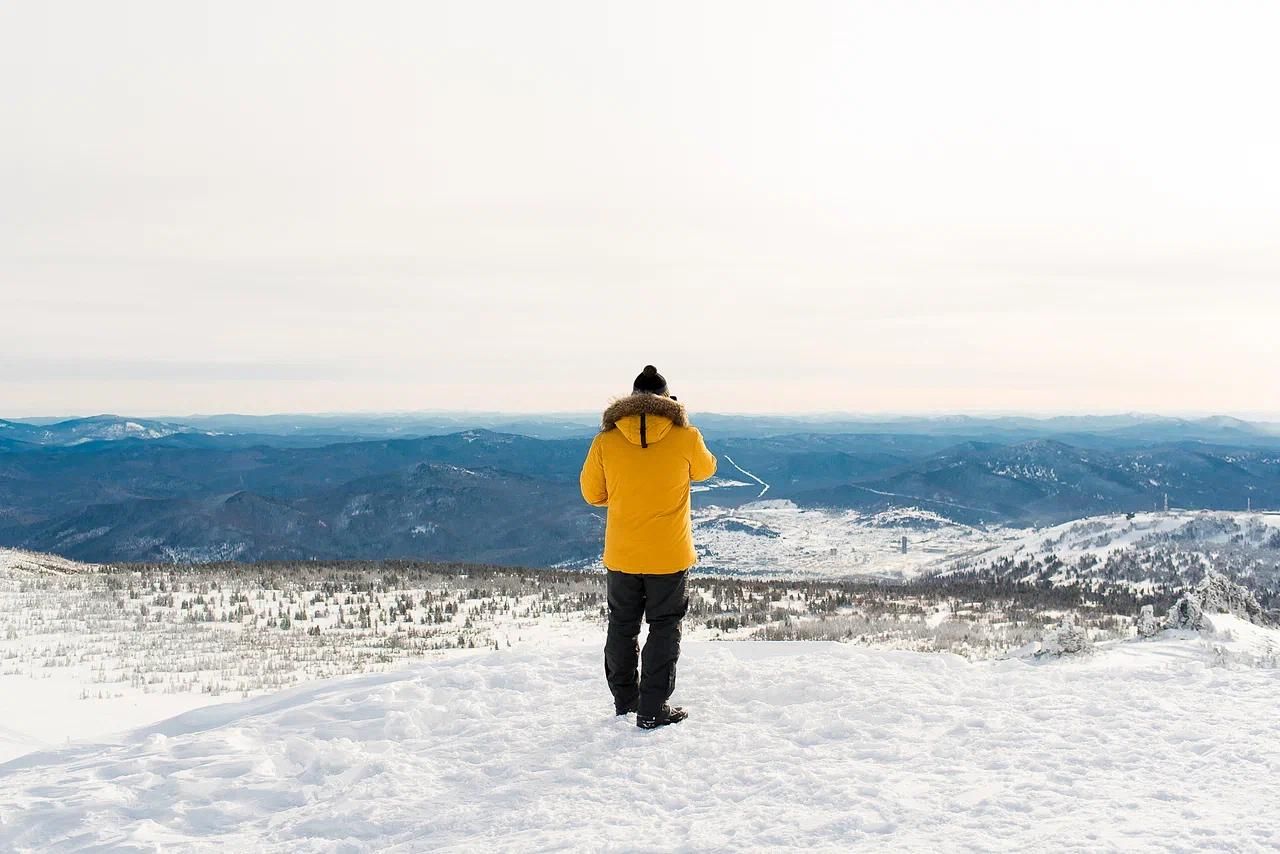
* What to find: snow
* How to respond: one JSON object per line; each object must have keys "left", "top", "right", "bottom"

{"left": 721, "top": 453, "right": 769, "bottom": 498}
{"left": 0, "top": 548, "right": 96, "bottom": 576}
{"left": 1192, "top": 612, "right": 1280, "bottom": 664}
{"left": 691, "top": 504, "right": 1006, "bottom": 578}
{"left": 3, "top": 633, "right": 1278, "bottom": 852}
{"left": 690, "top": 477, "right": 752, "bottom": 493}
{"left": 981, "top": 510, "right": 1280, "bottom": 564}
{"left": 0, "top": 549, "right": 612, "bottom": 763}
{"left": 0, "top": 671, "right": 225, "bottom": 764}
{"left": 740, "top": 498, "right": 797, "bottom": 510}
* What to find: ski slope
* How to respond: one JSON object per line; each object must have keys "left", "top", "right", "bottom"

{"left": 978, "top": 510, "right": 1280, "bottom": 563}
{"left": 3, "top": 634, "right": 1278, "bottom": 852}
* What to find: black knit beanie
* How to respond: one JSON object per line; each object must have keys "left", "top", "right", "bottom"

{"left": 632, "top": 364, "right": 669, "bottom": 396}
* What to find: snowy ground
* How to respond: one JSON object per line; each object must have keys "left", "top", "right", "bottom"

{"left": 981, "top": 510, "right": 1280, "bottom": 564}
{"left": 3, "top": 630, "right": 1278, "bottom": 852}
{"left": 0, "top": 551, "right": 608, "bottom": 763}
{"left": 13, "top": 545, "right": 1136, "bottom": 763}
{"left": 943, "top": 510, "right": 1280, "bottom": 593}
{"left": 685, "top": 507, "right": 1280, "bottom": 582}
{"left": 687, "top": 503, "right": 1013, "bottom": 578}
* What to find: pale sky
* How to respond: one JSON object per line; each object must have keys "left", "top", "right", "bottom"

{"left": 2, "top": 1, "right": 1277, "bottom": 418}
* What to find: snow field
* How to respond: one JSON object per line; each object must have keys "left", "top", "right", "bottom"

{"left": 0, "top": 549, "right": 97, "bottom": 576}
{"left": 689, "top": 505, "right": 1008, "bottom": 579}
{"left": 3, "top": 636, "right": 1278, "bottom": 852}
{"left": 9, "top": 549, "right": 1126, "bottom": 764}
{"left": 0, "top": 553, "right": 610, "bottom": 760}
{"left": 987, "top": 510, "right": 1280, "bottom": 564}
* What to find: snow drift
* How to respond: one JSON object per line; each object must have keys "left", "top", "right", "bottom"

{"left": 2, "top": 635, "right": 1278, "bottom": 852}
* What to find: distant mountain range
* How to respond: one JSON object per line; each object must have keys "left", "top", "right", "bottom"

{"left": 787, "top": 439, "right": 1280, "bottom": 524}
{"left": 2, "top": 412, "right": 1279, "bottom": 565}
{"left": 0, "top": 415, "right": 207, "bottom": 447}
{"left": 6, "top": 411, "right": 1280, "bottom": 446}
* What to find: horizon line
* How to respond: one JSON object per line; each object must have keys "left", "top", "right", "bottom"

{"left": 6, "top": 409, "right": 1280, "bottom": 423}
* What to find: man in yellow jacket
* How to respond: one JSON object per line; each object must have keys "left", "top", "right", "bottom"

{"left": 579, "top": 365, "right": 717, "bottom": 729}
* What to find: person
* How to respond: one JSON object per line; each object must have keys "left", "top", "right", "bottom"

{"left": 579, "top": 365, "right": 718, "bottom": 729}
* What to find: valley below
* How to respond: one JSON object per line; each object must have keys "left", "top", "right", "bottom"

{"left": 5, "top": 412, "right": 1280, "bottom": 568}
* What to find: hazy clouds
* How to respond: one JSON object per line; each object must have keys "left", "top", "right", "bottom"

{"left": 2, "top": 1, "right": 1277, "bottom": 416}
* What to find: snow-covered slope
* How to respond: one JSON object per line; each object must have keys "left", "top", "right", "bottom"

{"left": 0, "top": 548, "right": 95, "bottom": 575}
{"left": 2, "top": 635, "right": 1278, "bottom": 852}
{"left": 687, "top": 503, "right": 1007, "bottom": 578}
{"left": 0, "top": 415, "right": 203, "bottom": 446}
{"left": 1192, "top": 612, "right": 1280, "bottom": 663}
{"left": 938, "top": 510, "right": 1280, "bottom": 594}
{"left": 975, "top": 510, "right": 1280, "bottom": 563}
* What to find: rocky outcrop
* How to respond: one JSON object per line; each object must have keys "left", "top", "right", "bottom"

{"left": 1147, "top": 571, "right": 1272, "bottom": 635}
{"left": 1166, "top": 593, "right": 1211, "bottom": 631}
{"left": 1193, "top": 572, "right": 1269, "bottom": 624}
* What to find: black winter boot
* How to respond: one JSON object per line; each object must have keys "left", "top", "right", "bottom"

{"left": 636, "top": 704, "right": 688, "bottom": 730}
{"left": 615, "top": 700, "right": 638, "bottom": 716}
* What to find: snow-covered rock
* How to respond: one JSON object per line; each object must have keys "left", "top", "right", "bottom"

{"left": 1166, "top": 572, "right": 1270, "bottom": 632}
{"left": 1193, "top": 572, "right": 1269, "bottom": 625}
{"left": 1134, "top": 604, "right": 1162, "bottom": 638}
{"left": 1034, "top": 613, "right": 1092, "bottom": 657}
{"left": 1167, "top": 592, "right": 1211, "bottom": 632}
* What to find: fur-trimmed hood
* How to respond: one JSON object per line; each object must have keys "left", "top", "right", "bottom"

{"left": 601, "top": 394, "right": 688, "bottom": 447}
{"left": 601, "top": 393, "right": 688, "bottom": 431}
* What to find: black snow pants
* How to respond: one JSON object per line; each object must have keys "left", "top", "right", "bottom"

{"left": 604, "top": 569, "right": 689, "bottom": 717}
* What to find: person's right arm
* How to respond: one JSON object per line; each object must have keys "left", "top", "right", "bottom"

{"left": 689, "top": 427, "right": 717, "bottom": 482}
{"left": 579, "top": 434, "right": 609, "bottom": 506}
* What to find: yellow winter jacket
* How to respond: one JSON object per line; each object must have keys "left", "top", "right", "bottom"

{"left": 579, "top": 393, "right": 717, "bottom": 574}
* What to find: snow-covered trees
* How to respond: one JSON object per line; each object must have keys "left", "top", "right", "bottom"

{"left": 1135, "top": 605, "right": 1162, "bottom": 638}
{"left": 1035, "top": 614, "right": 1092, "bottom": 657}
